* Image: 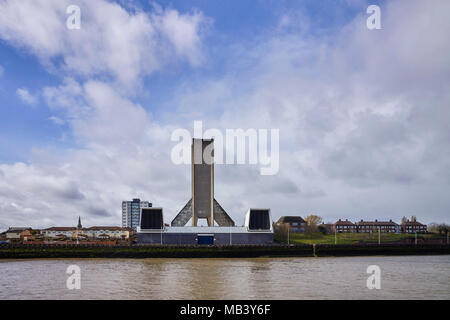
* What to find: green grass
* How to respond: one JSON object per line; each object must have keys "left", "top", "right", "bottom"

{"left": 277, "top": 232, "right": 443, "bottom": 245}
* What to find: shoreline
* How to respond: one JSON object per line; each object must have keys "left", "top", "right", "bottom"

{"left": 0, "top": 244, "right": 449, "bottom": 259}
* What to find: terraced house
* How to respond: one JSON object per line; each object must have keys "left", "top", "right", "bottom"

{"left": 41, "top": 227, "right": 76, "bottom": 239}
{"left": 356, "top": 220, "right": 400, "bottom": 233}
{"left": 41, "top": 226, "right": 134, "bottom": 239}
{"left": 333, "top": 219, "right": 357, "bottom": 233}
{"left": 5, "top": 227, "right": 32, "bottom": 240}
{"left": 401, "top": 219, "right": 427, "bottom": 233}
{"left": 83, "top": 226, "right": 134, "bottom": 239}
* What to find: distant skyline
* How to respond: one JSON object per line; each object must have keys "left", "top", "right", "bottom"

{"left": 0, "top": 0, "right": 449, "bottom": 229}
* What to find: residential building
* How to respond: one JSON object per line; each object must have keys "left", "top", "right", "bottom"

{"left": 41, "top": 227, "right": 76, "bottom": 238}
{"left": 42, "top": 225, "right": 134, "bottom": 239}
{"left": 333, "top": 219, "right": 357, "bottom": 233}
{"left": 356, "top": 219, "right": 399, "bottom": 233}
{"left": 83, "top": 226, "right": 134, "bottom": 239}
{"left": 275, "top": 216, "right": 306, "bottom": 233}
{"left": 402, "top": 219, "right": 427, "bottom": 233}
{"left": 6, "top": 227, "right": 32, "bottom": 240}
{"left": 122, "top": 198, "right": 152, "bottom": 230}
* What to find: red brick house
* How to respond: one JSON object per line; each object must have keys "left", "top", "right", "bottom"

{"left": 276, "top": 216, "right": 307, "bottom": 233}
{"left": 333, "top": 219, "right": 356, "bottom": 233}
{"left": 5, "top": 227, "right": 32, "bottom": 240}
{"left": 401, "top": 219, "right": 427, "bottom": 233}
{"left": 356, "top": 219, "right": 399, "bottom": 233}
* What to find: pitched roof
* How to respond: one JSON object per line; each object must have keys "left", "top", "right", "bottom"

{"left": 43, "top": 227, "right": 76, "bottom": 231}
{"left": 356, "top": 220, "right": 398, "bottom": 226}
{"left": 85, "top": 226, "right": 127, "bottom": 231}
{"left": 7, "top": 227, "right": 31, "bottom": 233}
{"left": 334, "top": 219, "right": 355, "bottom": 225}
{"left": 277, "top": 216, "right": 306, "bottom": 224}
{"left": 402, "top": 220, "right": 426, "bottom": 226}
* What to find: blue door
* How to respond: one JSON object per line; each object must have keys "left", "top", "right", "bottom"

{"left": 197, "top": 235, "right": 214, "bottom": 245}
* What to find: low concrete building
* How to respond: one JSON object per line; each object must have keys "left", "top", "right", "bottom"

{"left": 356, "top": 219, "right": 399, "bottom": 233}
{"left": 138, "top": 226, "right": 273, "bottom": 245}
{"left": 138, "top": 208, "right": 273, "bottom": 245}
{"left": 275, "top": 216, "right": 306, "bottom": 233}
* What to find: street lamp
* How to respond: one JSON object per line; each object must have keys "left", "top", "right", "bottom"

{"left": 378, "top": 227, "right": 381, "bottom": 246}
{"left": 287, "top": 226, "right": 290, "bottom": 245}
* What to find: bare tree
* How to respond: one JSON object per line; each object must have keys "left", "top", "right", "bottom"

{"left": 428, "top": 223, "right": 450, "bottom": 235}
{"left": 428, "top": 223, "right": 439, "bottom": 233}
{"left": 304, "top": 215, "right": 323, "bottom": 233}
{"left": 273, "top": 223, "right": 290, "bottom": 243}
{"left": 438, "top": 224, "right": 450, "bottom": 235}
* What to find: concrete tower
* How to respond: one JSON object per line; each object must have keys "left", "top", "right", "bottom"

{"left": 192, "top": 138, "right": 214, "bottom": 226}
{"left": 172, "top": 139, "right": 235, "bottom": 227}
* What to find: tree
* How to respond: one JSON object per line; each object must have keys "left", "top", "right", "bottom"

{"left": 304, "top": 215, "right": 323, "bottom": 233}
{"left": 401, "top": 216, "right": 408, "bottom": 225}
{"left": 305, "top": 215, "right": 322, "bottom": 226}
{"left": 438, "top": 224, "right": 450, "bottom": 235}
{"left": 428, "top": 223, "right": 450, "bottom": 235}
{"left": 317, "top": 224, "right": 332, "bottom": 235}
{"left": 428, "top": 223, "right": 439, "bottom": 234}
{"left": 273, "top": 223, "right": 290, "bottom": 243}
{"left": 411, "top": 216, "right": 417, "bottom": 222}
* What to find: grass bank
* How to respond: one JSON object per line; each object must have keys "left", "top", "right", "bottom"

{"left": 274, "top": 232, "right": 446, "bottom": 245}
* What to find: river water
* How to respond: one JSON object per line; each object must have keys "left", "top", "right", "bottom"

{"left": 0, "top": 255, "right": 448, "bottom": 299}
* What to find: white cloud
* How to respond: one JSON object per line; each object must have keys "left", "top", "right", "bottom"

{"left": 0, "top": 0, "right": 210, "bottom": 91}
{"left": 16, "top": 87, "right": 37, "bottom": 105}
{"left": 152, "top": 6, "right": 209, "bottom": 66}
{"left": 48, "top": 116, "right": 65, "bottom": 126}
{"left": 0, "top": 0, "right": 449, "bottom": 230}
{"left": 44, "top": 79, "right": 148, "bottom": 146}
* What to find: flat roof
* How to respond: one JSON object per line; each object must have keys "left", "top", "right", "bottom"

{"left": 139, "top": 226, "right": 273, "bottom": 234}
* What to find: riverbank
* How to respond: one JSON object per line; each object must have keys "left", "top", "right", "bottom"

{"left": 0, "top": 244, "right": 449, "bottom": 259}
{"left": 274, "top": 232, "right": 447, "bottom": 245}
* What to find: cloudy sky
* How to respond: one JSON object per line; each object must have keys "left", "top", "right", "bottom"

{"left": 0, "top": 0, "right": 449, "bottom": 230}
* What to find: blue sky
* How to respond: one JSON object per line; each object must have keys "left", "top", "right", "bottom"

{"left": 0, "top": 0, "right": 449, "bottom": 229}
{"left": 0, "top": 0, "right": 372, "bottom": 163}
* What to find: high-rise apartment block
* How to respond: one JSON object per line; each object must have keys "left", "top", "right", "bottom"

{"left": 122, "top": 198, "right": 151, "bottom": 230}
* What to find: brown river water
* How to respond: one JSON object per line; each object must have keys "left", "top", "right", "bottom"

{"left": 0, "top": 255, "right": 449, "bottom": 299}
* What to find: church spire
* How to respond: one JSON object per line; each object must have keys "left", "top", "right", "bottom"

{"left": 77, "top": 216, "right": 82, "bottom": 229}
